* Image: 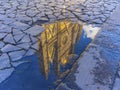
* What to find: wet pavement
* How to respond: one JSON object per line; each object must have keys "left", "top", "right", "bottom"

{"left": 0, "top": 20, "right": 100, "bottom": 90}
{"left": 56, "top": 2, "right": 120, "bottom": 90}
{"left": 0, "top": 0, "right": 120, "bottom": 90}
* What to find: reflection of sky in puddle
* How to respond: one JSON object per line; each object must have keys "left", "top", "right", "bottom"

{"left": 0, "top": 20, "right": 100, "bottom": 90}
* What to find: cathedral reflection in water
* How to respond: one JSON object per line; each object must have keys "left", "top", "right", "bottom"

{"left": 38, "top": 20, "right": 83, "bottom": 79}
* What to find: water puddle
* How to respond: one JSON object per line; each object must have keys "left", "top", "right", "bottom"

{"left": 0, "top": 20, "right": 100, "bottom": 90}
{"left": 38, "top": 20, "right": 100, "bottom": 80}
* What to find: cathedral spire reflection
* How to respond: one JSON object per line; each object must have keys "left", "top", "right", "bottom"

{"left": 38, "top": 20, "right": 83, "bottom": 79}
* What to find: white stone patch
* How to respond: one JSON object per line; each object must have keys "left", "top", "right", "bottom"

{"left": 0, "top": 54, "right": 11, "bottom": 69}
{"left": 1, "top": 44, "right": 21, "bottom": 52}
{"left": 0, "top": 68, "right": 14, "bottom": 83}
{"left": 25, "top": 25, "right": 44, "bottom": 36}
{"left": 9, "top": 50, "right": 26, "bottom": 61}
{"left": 4, "top": 34, "right": 15, "bottom": 44}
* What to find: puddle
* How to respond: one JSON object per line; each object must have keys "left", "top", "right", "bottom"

{"left": 0, "top": 20, "right": 100, "bottom": 90}
{"left": 38, "top": 20, "right": 100, "bottom": 80}
{"left": 38, "top": 20, "right": 83, "bottom": 79}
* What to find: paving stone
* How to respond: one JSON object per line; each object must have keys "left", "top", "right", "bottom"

{"left": 58, "top": 15, "right": 66, "bottom": 20}
{"left": 2, "top": 2, "right": 11, "bottom": 9}
{"left": 7, "top": 13, "right": 16, "bottom": 18}
{"left": 4, "top": 34, "right": 15, "bottom": 44}
{"left": 16, "top": 10, "right": 26, "bottom": 16}
{"left": 0, "top": 33, "right": 7, "bottom": 39}
{"left": 17, "top": 4, "right": 27, "bottom": 10}
{"left": 0, "top": 9, "right": 5, "bottom": 14}
{"left": 17, "top": 43, "right": 31, "bottom": 50}
{"left": 48, "top": 15, "right": 56, "bottom": 19}
{"left": 9, "top": 50, "right": 26, "bottom": 61}
{"left": 0, "top": 42, "right": 5, "bottom": 48}
{"left": 1, "top": 44, "right": 21, "bottom": 52}
{"left": 0, "top": 26, "right": 12, "bottom": 33}
{"left": 9, "top": 21, "right": 30, "bottom": 30}
{"left": 32, "top": 17, "right": 38, "bottom": 23}
{"left": 0, "top": 54, "right": 11, "bottom": 69}
{"left": 79, "top": 14, "right": 90, "bottom": 21}
{"left": 93, "top": 11, "right": 101, "bottom": 15}
{"left": 15, "top": 14, "right": 32, "bottom": 22}
{"left": 45, "top": 11, "right": 53, "bottom": 15}
{"left": 25, "top": 49, "right": 36, "bottom": 56}
{"left": 31, "top": 43, "right": 38, "bottom": 50}
{"left": 26, "top": 8, "right": 39, "bottom": 17}
{"left": 92, "top": 18, "right": 103, "bottom": 24}
{"left": 0, "top": 68, "right": 14, "bottom": 83}
{"left": 19, "top": 35, "right": 31, "bottom": 43}
{"left": 54, "top": 12, "right": 61, "bottom": 17}
{"left": 13, "top": 34, "right": 24, "bottom": 42}
{"left": 0, "top": 14, "right": 7, "bottom": 20}
{"left": 24, "top": 25, "right": 44, "bottom": 36}
{"left": 3, "top": 18, "right": 16, "bottom": 25}
{"left": 30, "top": 36, "right": 38, "bottom": 44}
{"left": 104, "top": 4, "right": 116, "bottom": 11}
{"left": 6, "top": 7, "right": 17, "bottom": 14}
{"left": 12, "top": 29, "right": 23, "bottom": 35}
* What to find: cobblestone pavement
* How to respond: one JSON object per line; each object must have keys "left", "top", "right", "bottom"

{"left": 0, "top": 0, "right": 119, "bottom": 86}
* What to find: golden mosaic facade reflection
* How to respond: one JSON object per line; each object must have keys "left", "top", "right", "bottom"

{"left": 38, "top": 20, "right": 83, "bottom": 79}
